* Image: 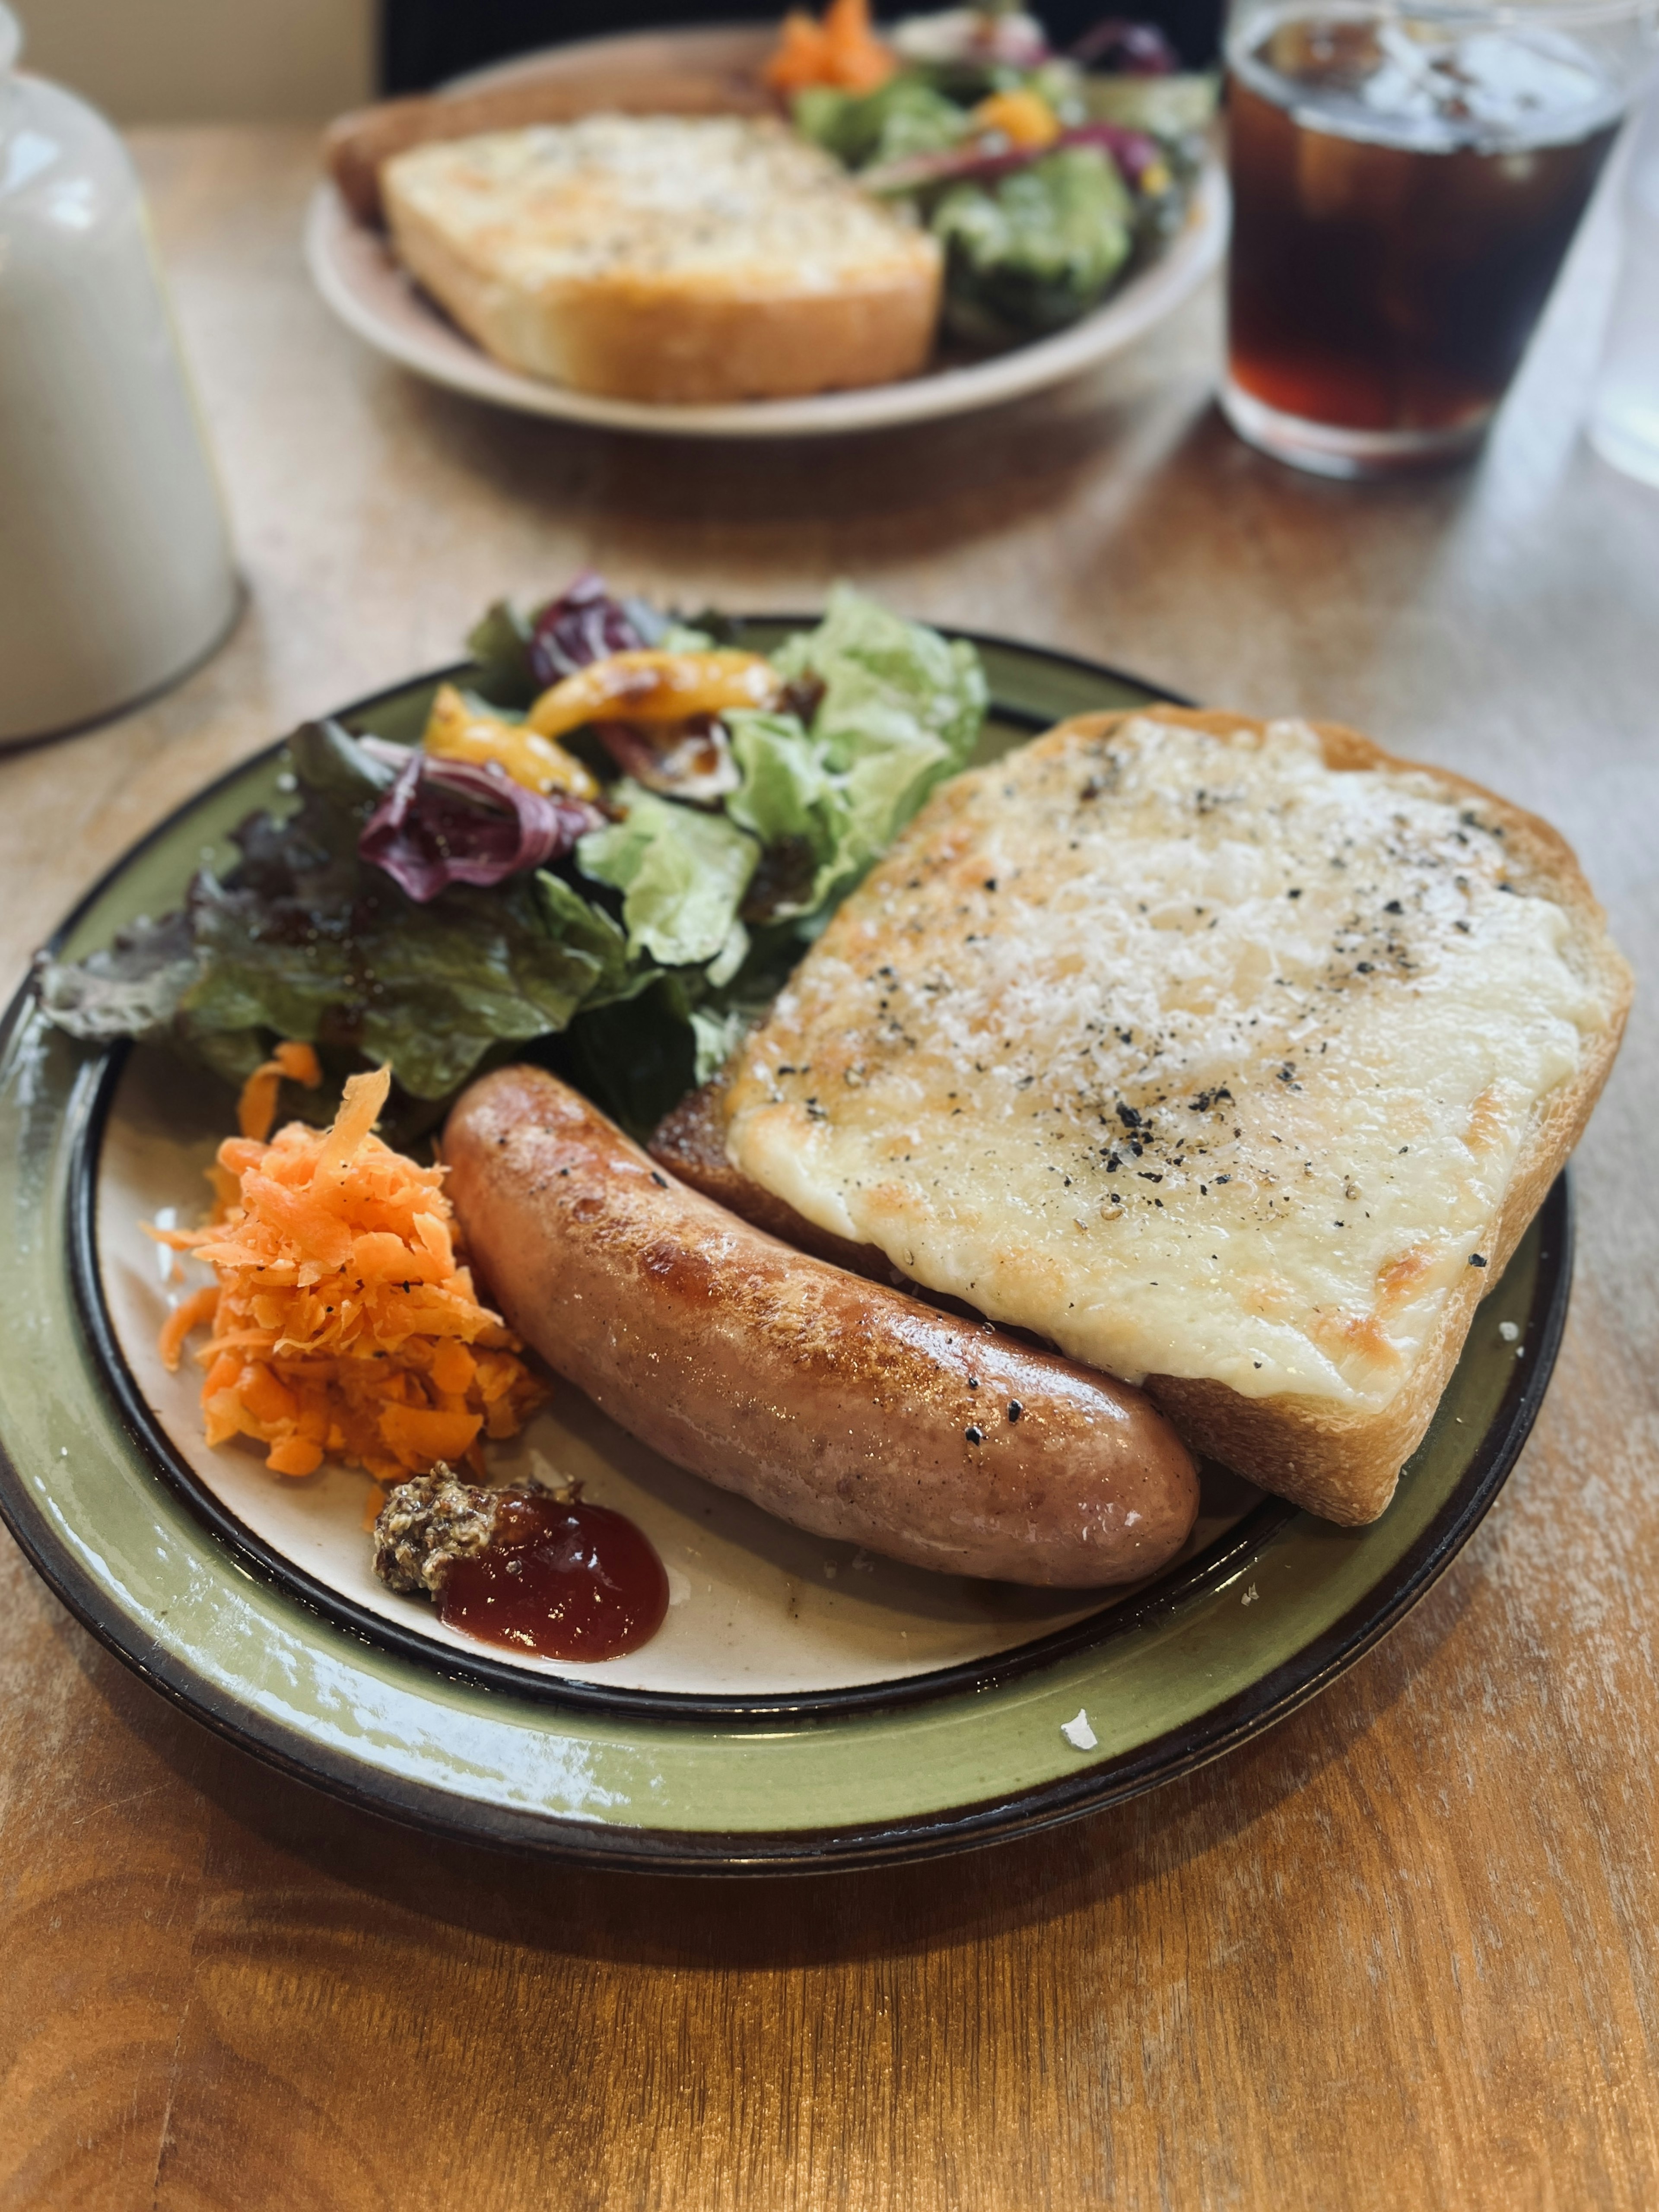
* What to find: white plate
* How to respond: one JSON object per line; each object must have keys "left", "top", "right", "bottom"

{"left": 304, "top": 25, "right": 1228, "bottom": 441}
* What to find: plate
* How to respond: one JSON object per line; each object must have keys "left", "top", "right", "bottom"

{"left": 0, "top": 628, "right": 1570, "bottom": 1868}
{"left": 92, "top": 1038, "right": 1272, "bottom": 1710}
{"left": 304, "top": 25, "right": 1229, "bottom": 441}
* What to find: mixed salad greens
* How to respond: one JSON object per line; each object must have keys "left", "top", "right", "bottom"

{"left": 37, "top": 581, "right": 987, "bottom": 1141}
{"left": 769, "top": 3, "right": 1217, "bottom": 346}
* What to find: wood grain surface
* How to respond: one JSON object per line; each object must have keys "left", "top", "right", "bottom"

{"left": 1, "top": 128, "right": 1655, "bottom": 2211}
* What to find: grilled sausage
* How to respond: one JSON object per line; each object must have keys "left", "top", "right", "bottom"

{"left": 444, "top": 1066, "right": 1201, "bottom": 1587}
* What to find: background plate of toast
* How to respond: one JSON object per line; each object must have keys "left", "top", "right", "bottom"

{"left": 306, "top": 25, "right": 1229, "bottom": 440}
{"left": 0, "top": 629, "right": 1571, "bottom": 1869}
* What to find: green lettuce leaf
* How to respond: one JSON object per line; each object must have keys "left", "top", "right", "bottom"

{"left": 465, "top": 598, "right": 538, "bottom": 703}
{"left": 287, "top": 716, "right": 396, "bottom": 806}
{"left": 577, "top": 784, "right": 760, "bottom": 968}
{"left": 690, "top": 1003, "right": 752, "bottom": 1085}
{"left": 769, "top": 584, "right": 986, "bottom": 877}
{"left": 933, "top": 145, "right": 1134, "bottom": 344}
{"left": 726, "top": 710, "right": 854, "bottom": 917}
{"left": 706, "top": 917, "right": 750, "bottom": 990}
{"left": 772, "top": 584, "right": 986, "bottom": 771}
{"left": 33, "top": 911, "right": 203, "bottom": 1046}
{"left": 534, "top": 869, "right": 650, "bottom": 1007}
{"left": 562, "top": 974, "right": 704, "bottom": 1140}
{"left": 793, "top": 77, "right": 965, "bottom": 169}
{"left": 726, "top": 711, "right": 840, "bottom": 844}
{"left": 186, "top": 862, "right": 597, "bottom": 1101}
{"left": 351, "top": 882, "right": 595, "bottom": 1098}
{"left": 563, "top": 978, "right": 762, "bottom": 1141}
{"left": 72, "top": 719, "right": 603, "bottom": 1103}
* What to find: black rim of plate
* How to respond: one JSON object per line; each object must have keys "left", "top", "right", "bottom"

{"left": 0, "top": 634, "right": 1575, "bottom": 1869}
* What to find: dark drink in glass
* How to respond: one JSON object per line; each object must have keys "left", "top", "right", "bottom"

{"left": 1223, "top": 4, "right": 1639, "bottom": 476}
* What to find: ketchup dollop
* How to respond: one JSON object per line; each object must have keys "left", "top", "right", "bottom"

{"left": 437, "top": 1491, "right": 669, "bottom": 1662}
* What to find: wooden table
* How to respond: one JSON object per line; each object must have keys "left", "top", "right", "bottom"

{"left": 2, "top": 127, "right": 1654, "bottom": 2211}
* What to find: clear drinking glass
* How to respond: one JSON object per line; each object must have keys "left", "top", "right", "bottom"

{"left": 1589, "top": 79, "right": 1659, "bottom": 482}
{"left": 1221, "top": 0, "right": 1659, "bottom": 478}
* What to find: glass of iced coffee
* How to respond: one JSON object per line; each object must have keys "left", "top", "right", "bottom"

{"left": 1223, "top": 0, "right": 1658, "bottom": 476}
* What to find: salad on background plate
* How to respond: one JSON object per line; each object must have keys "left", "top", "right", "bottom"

{"left": 770, "top": 1, "right": 1217, "bottom": 348}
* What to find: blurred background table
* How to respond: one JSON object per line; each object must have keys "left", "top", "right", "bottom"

{"left": 1, "top": 127, "right": 1655, "bottom": 2211}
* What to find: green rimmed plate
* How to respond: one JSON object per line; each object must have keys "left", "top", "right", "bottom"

{"left": 0, "top": 630, "right": 1570, "bottom": 1869}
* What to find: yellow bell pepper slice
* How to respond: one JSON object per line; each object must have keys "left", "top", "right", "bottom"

{"left": 422, "top": 682, "right": 601, "bottom": 800}
{"left": 971, "top": 89, "right": 1062, "bottom": 149}
{"left": 527, "top": 650, "right": 785, "bottom": 743}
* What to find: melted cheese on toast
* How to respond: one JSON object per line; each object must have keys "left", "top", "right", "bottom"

{"left": 382, "top": 114, "right": 938, "bottom": 297}
{"left": 725, "top": 715, "right": 1609, "bottom": 1410}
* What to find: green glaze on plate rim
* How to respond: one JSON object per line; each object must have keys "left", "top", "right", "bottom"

{"left": 0, "top": 630, "right": 1572, "bottom": 1871}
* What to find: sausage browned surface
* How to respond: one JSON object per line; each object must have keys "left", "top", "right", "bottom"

{"left": 444, "top": 1068, "right": 1200, "bottom": 1587}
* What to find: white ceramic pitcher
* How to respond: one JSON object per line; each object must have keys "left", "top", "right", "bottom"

{"left": 0, "top": 4, "right": 238, "bottom": 748}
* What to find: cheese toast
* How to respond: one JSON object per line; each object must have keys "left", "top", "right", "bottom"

{"left": 712, "top": 708, "right": 1630, "bottom": 1523}
{"left": 380, "top": 114, "right": 943, "bottom": 403}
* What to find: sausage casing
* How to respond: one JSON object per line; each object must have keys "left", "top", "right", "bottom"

{"left": 443, "top": 1066, "right": 1200, "bottom": 1587}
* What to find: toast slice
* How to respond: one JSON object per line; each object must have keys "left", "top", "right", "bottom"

{"left": 708, "top": 708, "right": 1630, "bottom": 1524}
{"left": 380, "top": 115, "right": 943, "bottom": 403}
{"left": 324, "top": 61, "right": 772, "bottom": 228}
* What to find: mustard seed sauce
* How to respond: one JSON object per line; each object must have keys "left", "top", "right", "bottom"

{"left": 374, "top": 1472, "right": 669, "bottom": 1662}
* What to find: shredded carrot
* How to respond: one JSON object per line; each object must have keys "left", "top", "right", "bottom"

{"left": 152, "top": 1064, "right": 548, "bottom": 1484}
{"left": 764, "top": 0, "right": 898, "bottom": 93}
{"left": 274, "top": 1040, "right": 322, "bottom": 1083}
{"left": 159, "top": 1284, "right": 220, "bottom": 1372}
{"left": 237, "top": 1040, "right": 324, "bottom": 1143}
